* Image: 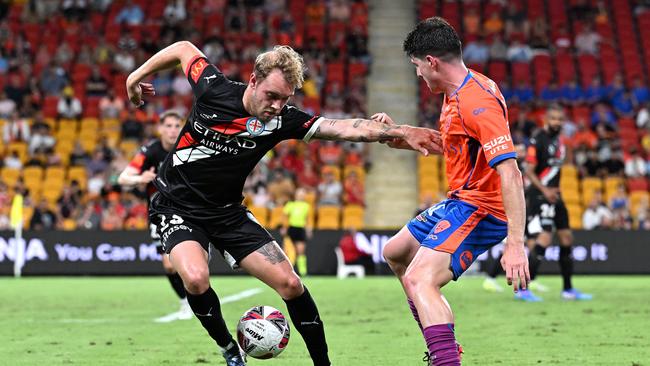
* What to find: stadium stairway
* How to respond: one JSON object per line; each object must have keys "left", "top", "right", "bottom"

{"left": 365, "top": 0, "right": 419, "bottom": 228}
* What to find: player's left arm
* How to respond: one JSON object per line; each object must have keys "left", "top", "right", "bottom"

{"left": 496, "top": 159, "right": 530, "bottom": 292}
{"left": 313, "top": 117, "right": 440, "bottom": 156}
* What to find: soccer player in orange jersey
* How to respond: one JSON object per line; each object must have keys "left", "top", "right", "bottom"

{"left": 375, "top": 17, "right": 529, "bottom": 365}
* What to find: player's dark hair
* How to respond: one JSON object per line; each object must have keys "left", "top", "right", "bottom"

{"left": 403, "top": 17, "right": 462, "bottom": 61}
{"left": 159, "top": 110, "right": 184, "bottom": 124}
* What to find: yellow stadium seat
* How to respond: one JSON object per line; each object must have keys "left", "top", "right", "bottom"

{"left": 560, "top": 165, "right": 578, "bottom": 181}
{"left": 120, "top": 140, "right": 140, "bottom": 158}
{"left": 342, "top": 204, "right": 364, "bottom": 229}
{"left": 58, "top": 119, "right": 78, "bottom": 132}
{"left": 56, "top": 128, "right": 77, "bottom": 140}
{"left": 569, "top": 213, "right": 583, "bottom": 230}
{"left": 101, "top": 118, "right": 120, "bottom": 131}
{"left": 7, "top": 142, "right": 28, "bottom": 162}
{"left": 630, "top": 191, "right": 649, "bottom": 214}
{"left": 22, "top": 206, "right": 34, "bottom": 229}
{"left": 80, "top": 118, "right": 100, "bottom": 131}
{"left": 80, "top": 138, "right": 97, "bottom": 153}
{"left": 249, "top": 206, "right": 269, "bottom": 227}
{"left": 42, "top": 188, "right": 62, "bottom": 205}
{"left": 22, "top": 166, "right": 43, "bottom": 182}
{"left": 268, "top": 206, "right": 285, "bottom": 229}
{"left": 67, "top": 166, "right": 87, "bottom": 188}
{"left": 604, "top": 177, "right": 624, "bottom": 192}
{"left": 560, "top": 176, "right": 579, "bottom": 191}
{"left": 581, "top": 177, "right": 603, "bottom": 192}
{"left": 343, "top": 165, "right": 365, "bottom": 181}
{"left": 62, "top": 219, "right": 77, "bottom": 231}
{"left": 1, "top": 168, "right": 21, "bottom": 186}
{"left": 45, "top": 167, "right": 66, "bottom": 182}
{"left": 322, "top": 165, "right": 341, "bottom": 181}
{"left": 562, "top": 188, "right": 580, "bottom": 205}
{"left": 304, "top": 190, "right": 317, "bottom": 206}
{"left": 44, "top": 118, "right": 57, "bottom": 130}
{"left": 316, "top": 206, "right": 341, "bottom": 230}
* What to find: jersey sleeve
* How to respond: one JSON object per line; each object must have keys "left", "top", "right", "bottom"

{"left": 276, "top": 105, "right": 323, "bottom": 142}
{"left": 461, "top": 95, "right": 516, "bottom": 168}
{"left": 128, "top": 146, "right": 148, "bottom": 173}
{"left": 525, "top": 136, "right": 540, "bottom": 166}
{"left": 184, "top": 56, "right": 227, "bottom": 100}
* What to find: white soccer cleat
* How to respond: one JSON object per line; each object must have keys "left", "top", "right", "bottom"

{"left": 529, "top": 280, "right": 549, "bottom": 293}
{"left": 482, "top": 277, "right": 504, "bottom": 293}
{"left": 154, "top": 311, "right": 181, "bottom": 323}
{"left": 177, "top": 298, "right": 193, "bottom": 320}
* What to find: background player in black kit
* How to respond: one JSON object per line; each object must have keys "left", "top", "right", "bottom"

{"left": 117, "top": 110, "right": 190, "bottom": 322}
{"left": 519, "top": 104, "right": 593, "bottom": 302}
{"left": 126, "top": 41, "right": 440, "bottom": 366}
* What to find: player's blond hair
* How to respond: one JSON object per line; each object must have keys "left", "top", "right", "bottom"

{"left": 254, "top": 45, "right": 305, "bottom": 89}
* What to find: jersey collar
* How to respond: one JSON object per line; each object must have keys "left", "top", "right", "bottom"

{"left": 449, "top": 70, "right": 473, "bottom": 97}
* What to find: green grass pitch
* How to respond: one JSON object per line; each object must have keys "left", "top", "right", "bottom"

{"left": 1, "top": 276, "right": 648, "bottom": 365}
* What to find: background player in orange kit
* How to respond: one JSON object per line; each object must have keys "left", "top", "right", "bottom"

{"left": 375, "top": 17, "right": 529, "bottom": 365}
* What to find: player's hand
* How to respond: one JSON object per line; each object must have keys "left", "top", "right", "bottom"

{"left": 402, "top": 126, "right": 443, "bottom": 156}
{"left": 542, "top": 187, "right": 559, "bottom": 204}
{"left": 126, "top": 78, "right": 155, "bottom": 107}
{"left": 500, "top": 238, "right": 530, "bottom": 293}
{"left": 372, "top": 113, "right": 442, "bottom": 155}
{"left": 140, "top": 167, "right": 157, "bottom": 184}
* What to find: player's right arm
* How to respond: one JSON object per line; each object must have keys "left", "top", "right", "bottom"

{"left": 117, "top": 149, "right": 156, "bottom": 187}
{"left": 126, "top": 41, "right": 206, "bottom": 106}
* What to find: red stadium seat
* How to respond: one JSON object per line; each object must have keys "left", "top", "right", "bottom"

{"left": 511, "top": 62, "right": 531, "bottom": 85}
{"left": 627, "top": 178, "right": 649, "bottom": 192}
{"left": 326, "top": 63, "right": 346, "bottom": 84}
{"left": 487, "top": 61, "right": 507, "bottom": 84}
{"left": 577, "top": 54, "right": 600, "bottom": 87}
{"left": 43, "top": 96, "right": 59, "bottom": 118}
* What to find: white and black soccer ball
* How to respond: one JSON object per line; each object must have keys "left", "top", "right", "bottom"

{"left": 236, "top": 306, "right": 290, "bottom": 359}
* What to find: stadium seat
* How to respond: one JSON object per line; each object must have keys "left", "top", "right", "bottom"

{"left": 268, "top": 206, "right": 285, "bottom": 230}
{"left": 342, "top": 205, "right": 364, "bottom": 230}
{"left": 334, "top": 247, "right": 365, "bottom": 279}
{"left": 316, "top": 206, "right": 341, "bottom": 230}
{"left": 67, "top": 166, "right": 87, "bottom": 188}
{"left": 1, "top": 168, "right": 21, "bottom": 187}
{"left": 627, "top": 178, "right": 649, "bottom": 192}
{"left": 249, "top": 206, "right": 269, "bottom": 227}
{"left": 7, "top": 142, "right": 28, "bottom": 162}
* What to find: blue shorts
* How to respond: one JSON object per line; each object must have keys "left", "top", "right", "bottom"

{"left": 407, "top": 199, "right": 507, "bottom": 280}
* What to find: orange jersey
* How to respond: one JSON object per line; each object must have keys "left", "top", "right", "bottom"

{"left": 438, "top": 70, "right": 516, "bottom": 221}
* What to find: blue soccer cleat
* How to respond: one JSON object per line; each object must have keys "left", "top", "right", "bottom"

{"left": 221, "top": 342, "right": 246, "bottom": 366}
{"left": 514, "top": 289, "right": 543, "bottom": 302}
{"left": 561, "top": 288, "right": 593, "bottom": 301}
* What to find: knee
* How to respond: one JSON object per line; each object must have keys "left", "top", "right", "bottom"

{"left": 182, "top": 267, "right": 210, "bottom": 295}
{"left": 276, "top": 273, "right": 304, "bottom": 299}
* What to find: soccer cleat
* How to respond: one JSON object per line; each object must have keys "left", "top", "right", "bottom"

{"left": 176, "top": 298, "right": 193, "bottom": 320}
{"left": 561, "top": 288, "right": 593, "bottom": 301}
{"left": 482, "top": 277, "right": 504, "bottom": 293}
{"left": 514, "top": 289, "right": 543, "bottom": 302}
{"left": 221, "top": 342, "right": 247, "bottom": 366}
{"left": 154, "top": 311, "right": 182, "bottom": 323}
{"left": 529, "top": 280, "right": 549, "bottom": 293}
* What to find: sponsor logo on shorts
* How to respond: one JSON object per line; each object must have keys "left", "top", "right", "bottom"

{"left": 459, "top": 250, "right": 474, "bottom": 271}
{"left": 434, "top": 220, "right": 451, "bottom": 234}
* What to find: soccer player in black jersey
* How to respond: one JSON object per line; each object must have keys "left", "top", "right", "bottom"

{"left": 118, "top": 110, "right": 191, "bottom": 322}
{"left": 516, "top": 104, "right": 592, "bottom": 302}
{"left": 126, "top": 41, "right": 440, "bottom": 366}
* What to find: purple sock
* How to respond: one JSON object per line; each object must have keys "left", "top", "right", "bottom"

{"left": 423, "top": 323, "right": 460, "bottom": 366}
{"left": 407, "top": 298, "right": 424, "bottom": 332}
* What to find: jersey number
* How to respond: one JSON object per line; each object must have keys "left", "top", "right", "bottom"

{"left": 159, "top": 214, "right": 184, "bottom": 231}
{"left": 540, "top": 203, "right": 556, "bottom": 218}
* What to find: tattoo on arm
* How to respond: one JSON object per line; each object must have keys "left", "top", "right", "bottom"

{"left": 352, "top": 119, "right": 363, "bottom": 128}
{"left": 256, "top": 242, "right": 287, "bottom": 264}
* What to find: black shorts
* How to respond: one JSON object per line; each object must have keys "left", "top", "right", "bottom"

{"left": 526, "top": 192, "right": 570, "bottom": 236}
{"left": 149, "top": 193, "right": 275, "bottom": 264}
{"left": 287, "top": 226, "right": 307, "bottom": 242}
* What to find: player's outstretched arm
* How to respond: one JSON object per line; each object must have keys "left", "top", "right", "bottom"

{"left": 118, "top": 166, "right": 156, "bottom": 187}
{"left": 313, "top": 117, "right": 440, "bottom": 156}
{"left": 126, "top": 41, "right": 206, "bottom": 106}
{"left": 496, "top": 158, "right": 530, "bottom": 292}
{"left": 371, "top": 112, "right": 443, "bottom": 154}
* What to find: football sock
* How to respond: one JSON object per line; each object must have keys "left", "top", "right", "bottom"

{"left": 407, "top": 298, "right": 423, "bottom": 332}
{"left": 186, "top": 287, "right": 233, "bottom": 348}
{"left": 559, "top": 246, "right": 573, "bottom": 291}
{"left": 297, "top": 255, "right": 307, "bottom": 276}
{"left": 423, "top": 323, "right": 461, "bottom": 366}
{"left": 166, "top": 272, "right": 186, "bottom": 299}
{"left": 487, "top": 253, "right": 503, "bottom": 278}
{"left": 529, "top": 244, "right": 546, "bottom": 281}
{"left": 284, "top": 286, "right": 330, "bottom": 366}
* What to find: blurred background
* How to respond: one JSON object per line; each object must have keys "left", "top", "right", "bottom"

{"left": 0, "top": 0, "right": 648, "bottom": 276}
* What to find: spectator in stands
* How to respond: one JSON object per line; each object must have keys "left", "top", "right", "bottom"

{"left": 635, "top": 196, "right": 650, "bottom": 230}
{"left": 483, "top": 11, "right": 504, "bottom": 36}
{"left": 87, "top": 150, "right": 108, "bottom": 177}
{"left": 561, "top": 79, "right": 586, "bottom": 106}
{"left": 575, "top": 23, "right": 601, "bottom": 55}
{"left": 306, "top": 1, "right": 326, "bottom": 24}
{"left": 2, "top": 111, "right": 30, "bottom": 143}
{"left": 57, "top": 86, "right": 82, "bottom": 119}
{"left": 86, "top": 66, "right": 109, "bottom": 97}
{"left": 40, "top": 64, "right": 68, "bottom": 96}
{"left": 571, "top": 0, "right": 596, "bottom": 21}
{"left": 591, "top": 103, "right": 617, "bottom": 129}
{"left": 163, "top": 0, "right": 187, "bottom": 24}
{"left": 488, "top": 34, "right": 508, "bottom": 61}
{"left": 76, "top": 198, "right": 100, "bottom": 229}
{"left": 115, "top": 0, "right": 144, "bottom": 25}
{"left": 57, "top": 185, "right": 79, "bottom": 221}
{"left": 463, "top": 37, "right": 489, "bottom": 64}
{"left": 504, "top": 2, "right": 529, "bottom": 39}
{"left": 93, "top": 37, "right": 115, "bottom": 65}
{"left": 124, "top": 196, "right": 148, "bottom": 229}
{"left": 114, "top": 45, "right": 136, "bottom": 73}
{"left": 632, "top": 79, "right": 650, "bottom": 105}
{"left": 506, "top": 39, "right": 533, "bottom": 62}
{"left": 347, "top": 25, "right": 371, "bottom": 64}
{"left": 171, "top": 71, "right": 193, "bottom": 96}
{"left": 328, "top": 0, "right": 350, "bottom": 22}
{"left": 61, "top": 0, "right": 89, "bottom": 21}
{"left": 0, "top": 91, "right": 17, "bottom": 118}
{"left": 529, "top": 18, "right": 550, "bottom": 51}
{"left": 251, "top": 186, "right": 270, "bottom": 208}
{"left": 583, "top": 191, "right": 613, "bottom": 229}
{"left": 585, "top": 76, "right": 608, "bottom": 104}
{"left": 267, "top": 170, "right": 295, "bottom": 206}
{"left": 343, "top": 170, "right": 364, "bottom": 206}
{"left": 69, "top": 142, "right": 91, "bottom": 166}
{"left": 571, "top": 120, "right": 599, "bottom": 150}
{"left": 608, "top": 74, "right": 626, "bottom": 101}
{"left": 605, "top": 148, "right": 626, "bottom": 177}
{"left": 318, "top": 169, "right": 342, "bottom": 206}
{"left": 612, "top": 91, "right": 635, "bottom": 118}
{"left": 338, "top": 228, "right": 374, "bottom": 274}
{"left": 609, "top": 184, "right": 632, "bottom": 229}
{"left": 28, "top": 123, "right": 56, "bottom": 156}
{"left": 636, "top": 101, "right": 650, "bottom": 129}
{"left": 540, "top": 82, "right": 561, "bottom": 104}
{"left": 319, "top": 140, "right": 343, "bottom": 165}
{"left": 121, "top": 108, "right": 144, "bottom": 140}
{"left": 514, "top": 81, "right": 535, "bottom": 105}
{"left": 5, "top": 73, "right": 27, "bottom": 110}
{"left": 30, "top": 199, "right": 58, "bottom": 230}
{"left": 54, "top": 42, "right": 74, "bottom": 65}
{"left": 581, "top": 148, "right": 604, "bottom": 177}
{"left": 553, "top": 24, "right": 573, "bottom": 52}
{"left": 625, "top": 147, "right": 647, "bottom": 177}
{"left": 297, "top": 160, "right": 321, "bottom": 190}
{"left": 463, "top": 8, "right": 481, "bottom": 36}
{"left": 3, "top": 150, "right": 22, "bottom": 169}
{"left": 100, "top": 200, "right": 125, "bottom": 230}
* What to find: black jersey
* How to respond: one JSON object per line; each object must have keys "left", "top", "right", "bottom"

{"left": 153, "top": 56, "right": 321, "bottom": 214}
{"left": 128, "top": 139, "right": 169, "bottom": 197}
{"left": 526, "top": 129, "right": 566, "bottom": 190}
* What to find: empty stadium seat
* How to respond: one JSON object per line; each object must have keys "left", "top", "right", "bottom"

{"left": 317, "top": 206, "right": 341, "bottom": 230}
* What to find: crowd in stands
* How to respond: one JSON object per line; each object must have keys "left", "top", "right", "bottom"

{"left": 0, "top": 0, "right": 370, "bottom": 231}
{"left": 417, "top": 0, "right": 650, "bottom": 230}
